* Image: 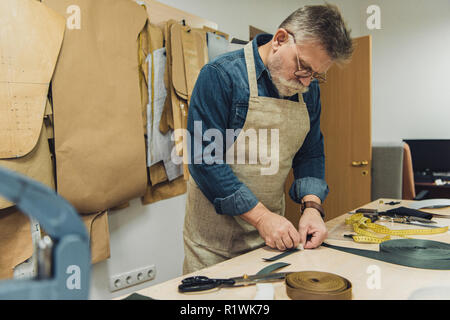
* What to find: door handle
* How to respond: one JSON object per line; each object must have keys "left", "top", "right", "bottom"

{"left": 351, "top": 160, "right": 369, "bottom": 167}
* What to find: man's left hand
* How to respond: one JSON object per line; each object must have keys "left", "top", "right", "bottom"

{"left": 298, "top": 208, "right": 328, "bottom": 249}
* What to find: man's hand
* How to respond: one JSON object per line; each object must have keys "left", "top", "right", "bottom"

{"left": 241, "top": 202, "right": 301, "bottom": 251}
{"left": 298, "top": 208, "right": 328, "bottom": 249}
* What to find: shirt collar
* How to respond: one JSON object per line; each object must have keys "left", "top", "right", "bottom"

{"left": 252, "top": 33, "right": 273, "bottom": 81}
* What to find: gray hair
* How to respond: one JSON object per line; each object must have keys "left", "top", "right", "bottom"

{"left": 279, "top": 4, "right": 354, "bottom": 63}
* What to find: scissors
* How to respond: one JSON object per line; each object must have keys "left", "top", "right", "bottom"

{"left": 178, "top": 272, "right": 291, "bottom": 293}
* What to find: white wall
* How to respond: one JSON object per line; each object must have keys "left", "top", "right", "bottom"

{"left": 360, "top": 0, "right": 450, "bottom": 141}
{"left": 156, "top": 0, "right": 450, "bottom": 141}
{"left": 90, "top": 196, "right": 186, "bottom": 299}
{"left": 90, "top": 0, "right": 450, "bottom": 299}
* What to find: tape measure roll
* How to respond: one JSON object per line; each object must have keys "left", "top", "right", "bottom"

{"left": 345, "top": 214, "right": 448, "bottom": 244}
{"left": 285, "top": 271, "right": 352, "bottom": 300}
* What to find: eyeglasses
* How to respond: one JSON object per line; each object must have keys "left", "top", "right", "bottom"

{"left": 287, "top": 31, "right": 327, "bottom": 84}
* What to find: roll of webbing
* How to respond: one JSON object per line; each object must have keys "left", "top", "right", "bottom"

{"left": 323, "top": 239, "right": 450, "bottom": 270}
{"left": 285, "top": 271, "right": 352, "bottom": 300}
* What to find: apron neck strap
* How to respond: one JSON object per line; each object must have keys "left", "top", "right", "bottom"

{"left": 244, "top": 41, "right": 259, "bottom": 98}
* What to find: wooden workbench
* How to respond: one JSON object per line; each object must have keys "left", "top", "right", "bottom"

{"left": 122, "top": 199, "right": 450, "bottom": 300}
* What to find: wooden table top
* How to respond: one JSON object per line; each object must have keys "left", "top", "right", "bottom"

{"left": 119, "top": 199, "right": 450, "bottom": 300}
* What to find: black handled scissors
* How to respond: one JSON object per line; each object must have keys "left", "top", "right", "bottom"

{"left": 178, "top": 276, "right": 236, "bottom": 292}
{"left": 178, "top": 272, "right": 290, "bottom": 293}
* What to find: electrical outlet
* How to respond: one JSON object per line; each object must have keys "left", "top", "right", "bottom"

{"left": 109, "top": 265, "right": 156, "bottom": 292}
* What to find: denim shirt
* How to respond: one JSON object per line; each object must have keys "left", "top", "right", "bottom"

{"left": 187, "top": 33, "right": 329, "bottom": 216}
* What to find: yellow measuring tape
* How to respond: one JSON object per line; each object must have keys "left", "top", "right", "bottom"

{"left": 345, "top": 214, "right": 449, "bottom": 244}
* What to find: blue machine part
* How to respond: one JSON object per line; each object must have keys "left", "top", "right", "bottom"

{"left": 0, "top": 166, "right": 90, "bottom": 299}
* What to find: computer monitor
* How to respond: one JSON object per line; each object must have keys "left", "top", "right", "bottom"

{"left": 404, "top": 139, "right": 450, "bottom": 174}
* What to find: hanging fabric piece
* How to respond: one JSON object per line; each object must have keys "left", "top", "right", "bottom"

{"left": 43, "top": 0, "right": 148, "bottom": 214}
{"left": 139, "top": 15, "right": 186, "bottom": 205}
{"left": 147, "top": 48, "right": 183, "bottom": 181}
{"left": 168, "top": 22, "right": 189, "bottom": 163}
{"left": 180, "top": 26, "right": 209, "bottom": 101}
{"left": 133, "top": 2, "right": 186, "bottom": 205}
{"left": 160, "top": 20, "right": 178, "bottom": 135}
{"left": 165, "top": 21, "right": 209, "bottom": 179}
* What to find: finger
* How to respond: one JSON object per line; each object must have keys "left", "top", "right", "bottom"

{"left": 282, "top": 231, "right": 294, "bottom": 249}
{"left": 298, "top": 225, "right": 308, "bottom": 247}
{"left": 265, "top": 239, "right": 275, "bottom": 249}
{"left": 288, "top": 227, "right": 301, "bottom": 248}
{"left": 275, "top": 238, "right": 286, "bottom": 251}
{"left": 304, "top": 230, "right": 325, "bottom": 249}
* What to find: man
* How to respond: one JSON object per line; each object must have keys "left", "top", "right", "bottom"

{"left": 183, "top": 4, "right": 353, "bottom": 274}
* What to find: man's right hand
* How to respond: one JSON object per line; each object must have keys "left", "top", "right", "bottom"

{"left": 240, "top": 202, "right": 301, "bottom": 251}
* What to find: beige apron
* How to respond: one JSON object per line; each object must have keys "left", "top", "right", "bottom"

{"left": 183, "top": 41, "right": 310, "bottom": 274}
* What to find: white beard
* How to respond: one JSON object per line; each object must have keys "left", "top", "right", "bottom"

{"left": 272, "top": 75, "right": 309, "bottom": 97}
{"left": 267, "top": 54, "right": 309, "bottom": 98}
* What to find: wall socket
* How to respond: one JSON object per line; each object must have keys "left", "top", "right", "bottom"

{"left": 109, "top": 264, "right": 156, "bottom": 292}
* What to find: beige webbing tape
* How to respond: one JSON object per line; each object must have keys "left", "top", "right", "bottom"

{"left": 285, "top": 271, "right": 352, "bottom": 300}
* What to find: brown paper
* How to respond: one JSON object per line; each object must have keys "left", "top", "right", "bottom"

{"left": 203, "top": 26, "right": 229, "bottom": 40}
{"left": 170, "top": 23, "right": 189, "bottom": 100}
{"left": 149, "top": 23, "right": 164, "bottom": 53}
{"left": 249, "top": 25, "right": 269, "bottom": 40}
{"left": 43, "top": 99, "right": 54, "bottom": 139}
{"left": 0, "top": 124, "right": 55, "bottom": 209}
{"left": 0, "top": 208, "right": 33, "bottom": 280}
{"left": 0, "top": 1, "right": 64, "bottom": 279}
{"left": 43, "top": 0, "right": 148, "bottom": 214}
{"left": 139, "top": 14, "right": 188, "bottom": 199}
{"left": 0, "top": 0, "right": 65, "bottom": 159}
{"left": 160, "top": 20, "right": 177, "bottom": 136}
{"left": 138, "top": 22, "right": 150, "bottom": 136}
{"left": 167, "top": 22, "right": 207, "bottom": 179}
{"left": 0, "top": 0, "right": 63, "bottom": 208}
{"left": 137, "top": 7, "right": 165, "bottom": 136}
{"left": 181, "top": 27, "right": 209, "bottom": 101}
{"left": 149, "top": 161, "right": 169, "bottom": 185}
{"left": 168, "top": 23, "right": 188, "bottom": 158}
{"left": 0, "top": 208, "right": 111, "bottom": 279}
{"left": 81, "top": 211, "right": 110, "bottom": 264}
{"left": 141, "top": 176, "right": 187, "bottom": 205}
